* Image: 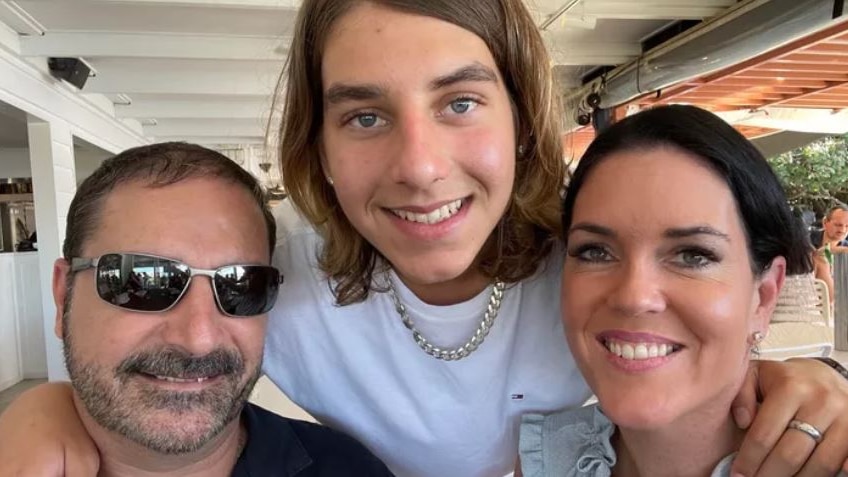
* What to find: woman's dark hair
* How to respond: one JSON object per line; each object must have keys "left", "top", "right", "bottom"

{"left": 562, "top": 104, "right": 813, "bottom": 276}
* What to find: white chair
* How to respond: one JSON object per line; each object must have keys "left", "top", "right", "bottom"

{"left": 760, "top": 275, "right": 834, "bottom": 360}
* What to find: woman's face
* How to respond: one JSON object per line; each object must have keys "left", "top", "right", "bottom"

{"left": 320, "top": 3, "right": 516, "bottom": 293}
{"left": 562, "top": 146, "right": 783, "bottom": 429}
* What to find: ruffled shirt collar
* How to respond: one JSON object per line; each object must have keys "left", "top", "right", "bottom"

{"left": 519, "top": 404, "right": 735, "bottom": 477}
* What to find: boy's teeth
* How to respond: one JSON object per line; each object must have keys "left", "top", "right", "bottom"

{"left": 604, "top": 340, "right": 677, "bottom": 360}
{"left": 391, "top": 199, "right": 463, "bottom": 224}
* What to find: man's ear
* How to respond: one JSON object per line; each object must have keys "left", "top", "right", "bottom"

{"left": 53, "top": 258, "right": 71, "bottom": 339}
{"left": 753, "top": 256, "right": 787, "bottom": 332}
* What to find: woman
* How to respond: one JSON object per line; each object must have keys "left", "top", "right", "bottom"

{"left": 2, "top": 2, "right": 848, "bottom": 476}
{"left": 519, "top": 105, "right": 844, "bottom": 476}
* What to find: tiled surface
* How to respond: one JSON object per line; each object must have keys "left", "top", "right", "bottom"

{"left": 0, "top": 379, "right": 46, "bottom": 414}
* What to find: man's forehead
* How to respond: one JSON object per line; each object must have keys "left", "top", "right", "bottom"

{"left": 829, "top": 210, "right": 848, "bottom": 222}
{"left": 86, "top": 178, "right": 268, "bottom": 265}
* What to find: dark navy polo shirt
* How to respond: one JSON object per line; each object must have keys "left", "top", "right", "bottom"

{"left": 231, "top": 403, "right": 394, "bottom": 477}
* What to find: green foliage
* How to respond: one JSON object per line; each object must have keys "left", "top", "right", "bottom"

{"left": 768, "top": 134, "right": 848, "bottom": 217}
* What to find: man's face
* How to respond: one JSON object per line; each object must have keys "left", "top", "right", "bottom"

{"left": 53, "top": 177, "right": 270, "bottom": 454}
{"left": 824, "top": 209, "right": 848, "bottom": 243}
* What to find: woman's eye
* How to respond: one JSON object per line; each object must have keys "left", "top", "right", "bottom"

{"left": 445, "top": 97, "right": 479, "bottom": 115}
{"left": 568, "top": 245, "right": 613, "bottom": 263}
{"left": 675, "top": 249, "right": 717, "bottom": 268}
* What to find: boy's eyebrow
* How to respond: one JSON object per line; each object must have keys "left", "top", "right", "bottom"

{"left": 324, "top": 62, "right": 498, "bottom": 107}
{"left": 429, "top": 63, "right": 499, "bottom": 90}
{"left": 325, "top": 84, "right": 386, "bottom": 106}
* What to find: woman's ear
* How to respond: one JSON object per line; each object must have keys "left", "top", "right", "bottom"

{"left": 753, "top": 256, "right": 787, "bottom": 331}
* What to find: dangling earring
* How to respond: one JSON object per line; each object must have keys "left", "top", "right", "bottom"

{"left": 517, "top": 144, "right": 525, "bottom": 157}
{"left": 750, "top": 331, "right": 764, "bottom": 357}
{"left": 326, "top": 176, "right": 334, "bottom": 186}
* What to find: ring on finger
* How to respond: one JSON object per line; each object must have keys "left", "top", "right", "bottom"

{"left": 787, "top": 419, "right": 824, "bottom": 444}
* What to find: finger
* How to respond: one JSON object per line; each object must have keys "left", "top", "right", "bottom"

{"left": 797, "top": 417, "right": 848, "bottom": 477}
{"left": 731, "top": 363, "right": 759, "bottom": 429}
{"left": 733, "top": 382, "right": 801, "bottom": 477}
{"left": 755, "top": 424, "right": 819, "bottom": 477}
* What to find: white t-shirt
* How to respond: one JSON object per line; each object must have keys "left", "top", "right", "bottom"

{"left": 263, "top": 201, "right": 591, "bottom": 477}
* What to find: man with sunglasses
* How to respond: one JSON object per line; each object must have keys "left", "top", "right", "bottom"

{"left": 46, "top": 142, "right": 392, "bottom": 476}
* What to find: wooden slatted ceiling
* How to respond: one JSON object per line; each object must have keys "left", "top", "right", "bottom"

{"left": 563, "top": 125, "right": 778, "bottom": 163}
{"left": 563, "top": 19, "right": 848, "bottom": 162}
{"left": 640, "top": 21, "right": 848, "bottom": 111}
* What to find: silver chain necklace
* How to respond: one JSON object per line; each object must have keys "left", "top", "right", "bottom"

{"left": 388, "top": 278, "right": 506, "bottom": 361}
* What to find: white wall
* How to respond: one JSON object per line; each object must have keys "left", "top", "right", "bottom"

{"left": 15, "top": 252, "right": 46, "bottom": 379}
{"left": 74, "top": 146, "right": 111, "bottom": 184}
{"left": 0, "top": 254, "right": 22, "bottom": 392}
{"left": 0, "top": 146, "right": 111, "bottom": 183}
{"left": 0, "top": 147, "right": 31, "bottom": 178}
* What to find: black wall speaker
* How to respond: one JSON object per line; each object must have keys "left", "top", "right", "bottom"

{"left": 47, "top": 58, "right": 90, "bottom": 90}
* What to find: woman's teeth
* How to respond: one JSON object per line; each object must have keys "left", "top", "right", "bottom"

{"left": 391, "top": 199, "right": 462, "bottom": 224}
{"left": 604, "top": 340, "right": 679, "bottom": 360}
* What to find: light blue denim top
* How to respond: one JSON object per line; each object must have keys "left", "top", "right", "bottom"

{"left": 519, "top": 404, "right": 735, "bottom": 477}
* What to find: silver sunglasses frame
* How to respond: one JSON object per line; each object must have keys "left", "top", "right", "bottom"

{"left": 70, "top": 252, "right": 282, "bottom": 317}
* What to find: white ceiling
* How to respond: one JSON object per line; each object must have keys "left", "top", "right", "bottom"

{"left": 0, "top": 0, "right": 738, "bottom": 146}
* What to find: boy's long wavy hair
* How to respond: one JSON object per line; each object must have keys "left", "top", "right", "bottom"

{"left": 276, "top": 0, "right": 567, "bottom": 305}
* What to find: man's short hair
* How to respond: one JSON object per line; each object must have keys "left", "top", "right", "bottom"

{"left": 64, "top": 142, "right": 276, "bottom": 261}
{"left": 825, "top": 204, "right": 848, "bottom": 221}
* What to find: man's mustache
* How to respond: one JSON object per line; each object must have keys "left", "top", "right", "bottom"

{"left": 117, "top": 348, "right": 244, "bottom": 380}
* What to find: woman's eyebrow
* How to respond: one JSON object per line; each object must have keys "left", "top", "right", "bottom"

{"left": 664, "top": 226, "right": 730, "bottom": 242}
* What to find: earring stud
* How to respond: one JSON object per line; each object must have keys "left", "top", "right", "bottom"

{"left": 750, "top": 331, "right": 765, "bottom": 357}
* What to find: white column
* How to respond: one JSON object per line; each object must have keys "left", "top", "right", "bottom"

{"left": 834, "top": 254, "right": 848, "bottom": 352}
{"left": 28, "top": 116, "right": 76, "bottom": 381}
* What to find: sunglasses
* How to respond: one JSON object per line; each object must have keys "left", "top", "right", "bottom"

{"left": 71, "top": 252, "right": 283, "bottom": 317}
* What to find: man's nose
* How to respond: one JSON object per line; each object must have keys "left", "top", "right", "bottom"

{"left": 159, "top": 277, "right": 225, "bottom": 356}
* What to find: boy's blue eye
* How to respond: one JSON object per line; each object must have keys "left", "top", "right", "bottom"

{"left": 450, "top": 99, "right": 474, "bottom": 114}
{"left": 357, "top": 114, "right": 378, "bottom": 128}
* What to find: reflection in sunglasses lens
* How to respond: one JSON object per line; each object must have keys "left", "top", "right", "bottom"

{"left": 94, "top": 254, "right": 279, "bottom": 316}
{"left": 96, "top": 253, "right": 190, "bottom": 312}
{"left": 214, "top": 266, "right": 279, "bottom": 317}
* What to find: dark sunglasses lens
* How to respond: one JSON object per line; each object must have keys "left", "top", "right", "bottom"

{"left": 95, "top": 253, "right": 190, "bottom": 312}
{"left": 213, "top": 265, "right": 281, "bottom": 317}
